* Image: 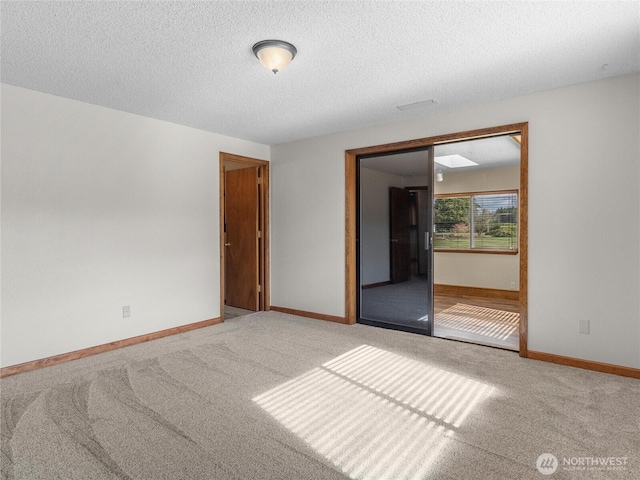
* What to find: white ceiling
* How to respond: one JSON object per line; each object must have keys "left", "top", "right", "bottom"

{"left": 2, "top": 1, "right": 638, "bottom": 146}
{"left": 361, "top": 135, "right": 520, "bottom": 176}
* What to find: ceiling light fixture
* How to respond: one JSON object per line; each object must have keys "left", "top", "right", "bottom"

{"left": 252, "top": 40, "right": 297, "bottom": 74}
{"left": 436, "top": 170, "right": 444, "bottom": 183}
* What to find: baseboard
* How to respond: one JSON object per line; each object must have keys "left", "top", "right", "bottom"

{"left": 435, "top": 284, "right": 519, "bottom": 301}
{"left": 362, "top": 281, "right": 391, "bottom": 290}
{"left": 0, "top": 317, "right": 222, "bottom": 378}
{"left": 527, "top": 350, "right": 640, "bottom": 379}
{"left": 270, "top": 306, "right": 347, "bottom": 324}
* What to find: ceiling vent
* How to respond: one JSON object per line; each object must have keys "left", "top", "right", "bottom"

{"left": 396, "top": 99, "right": 437, "bottom": 111}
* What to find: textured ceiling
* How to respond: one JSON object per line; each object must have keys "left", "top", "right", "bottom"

{"left": 362, "top": 135, "right": 520, "bottom": 176}
{"left": 2, "top": 1, "right": 638, "bottom": 145}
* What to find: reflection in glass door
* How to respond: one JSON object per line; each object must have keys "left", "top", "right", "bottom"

{"left": 357, "top": 148, "right": 434, "bottom": 335}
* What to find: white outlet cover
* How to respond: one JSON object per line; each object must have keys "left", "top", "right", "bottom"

{"left": 579, "top": 319, "right": 589, "bottom": 334}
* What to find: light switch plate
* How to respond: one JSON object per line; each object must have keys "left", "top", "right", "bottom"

{"left": 579, "top": 319, "right": 589, "bottom": 334}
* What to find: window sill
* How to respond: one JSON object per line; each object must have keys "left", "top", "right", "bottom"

{"left": 434, "top": 248, "right": 518, "bottom": 255}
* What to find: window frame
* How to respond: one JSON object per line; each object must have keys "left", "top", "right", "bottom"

{"left": 434, "top": 189, "right": 519, "bottom": 255}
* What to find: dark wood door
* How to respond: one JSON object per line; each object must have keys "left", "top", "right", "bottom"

{"left": 225, "top": 167, "right": 259, "bottom": 310}
{"left": 390, "top": 187, "right": 411, "bottom": 284}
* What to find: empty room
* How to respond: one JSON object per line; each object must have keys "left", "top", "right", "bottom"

{"left": 1, "top": 2, "right": 639, "bottom": 479}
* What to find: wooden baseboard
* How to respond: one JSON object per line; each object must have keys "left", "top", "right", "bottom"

{"left": 362, "top": 281, "right": 392, "bottom": 290}
{"left": 435, "top": 284, "right": 519, "bottom": 301}
{"left": 270, "top": 306, "right": 347, "bottom": 324}
{"left": 0, "top": 317, "right": 222, "bottom": 378}
{"left": 527, "top": 350, "right": 640, "bottom": 379}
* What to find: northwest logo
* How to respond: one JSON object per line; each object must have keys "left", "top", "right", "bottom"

{"left": 536, "top": 453, "right": 559, "bottom": 475}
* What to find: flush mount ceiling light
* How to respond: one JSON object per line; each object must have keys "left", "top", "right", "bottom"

{"left": 252, "top": 40, "right": 297, "bottom": 74}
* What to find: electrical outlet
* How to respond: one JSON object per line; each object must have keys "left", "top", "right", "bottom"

{"left": 579, "top": 319, "right": 589, "bottom": 334}
{"left": 510, "top": 282, "right": 516, "bottom": 290}
{"left": 123, "top": 305, "right": 130, "bottom": 318}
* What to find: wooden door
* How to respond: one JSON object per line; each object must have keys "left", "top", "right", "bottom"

{"left": 225, "top": 167, "right": 259, "bottom": 310}
{"left": 390, "top": 187, "right": 411, "bottom": 284}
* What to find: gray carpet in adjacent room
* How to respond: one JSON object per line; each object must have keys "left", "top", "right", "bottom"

{"left": 223, "top": 306, "right": 255, "bottom": 320}
{"left": 1, "top": 311, "right": 639, "bottom": 479}
{"left": 361, "top": 277, "right": 430, "bottom": 324}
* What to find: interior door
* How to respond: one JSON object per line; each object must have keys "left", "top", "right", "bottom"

{"left": 390, "top": 187, "right": 411, "bottom": 283}
{"left": 225, "top": 167, "right": 259, "bottom": 310}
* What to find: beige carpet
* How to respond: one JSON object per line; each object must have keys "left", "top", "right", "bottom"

{"left": 1, "top": 311, "right": 638, "bottom": 479}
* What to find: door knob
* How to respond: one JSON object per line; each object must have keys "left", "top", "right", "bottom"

{"left": 225, "top": 243, "right": 232, "bottom": 247}
{"left": 390, "top": 239, "right": 399, "bottom": 243}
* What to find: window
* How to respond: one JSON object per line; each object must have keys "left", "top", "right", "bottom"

{"left": 434, "top": 190, "right": 518, "bottom": 253}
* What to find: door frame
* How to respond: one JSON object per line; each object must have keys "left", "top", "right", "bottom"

{"left": 219, "top": 152, "right": 270, "bottom": 321}
{"left": 345, "top": 122, "right": 529, "bottom": 357}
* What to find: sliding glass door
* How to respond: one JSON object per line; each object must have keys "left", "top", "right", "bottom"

{"left": 349, "top": 125, "right": 526, "bottom": 353}
{"left": 357, "top": 148, "right": 434, "bottom": 335}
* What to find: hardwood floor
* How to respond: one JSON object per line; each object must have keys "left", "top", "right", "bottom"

{"left": 434, "top": 294, "right": 520, "bottom": 351}
{"left": 359, "top": 278, "right": 520, "bottom": 351}
{"left": 435, "top": 294, "right": 519, "bottom": 314}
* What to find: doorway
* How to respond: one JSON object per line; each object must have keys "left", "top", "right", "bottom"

{"left": 346, "top": 123, "right": 528, "bottom": 356}
{"left": 219, "top": 152, "right": 270, "bottom": 321}
{"left": 431, "top": 136, "right": 521, "bottom": 350}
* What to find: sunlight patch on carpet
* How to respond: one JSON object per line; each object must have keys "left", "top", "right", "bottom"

{"left": 253, "top": 345, "right": 495, "bottom": 480}
{"left": 435, "top": 303, "right": 519, "bottom": 340}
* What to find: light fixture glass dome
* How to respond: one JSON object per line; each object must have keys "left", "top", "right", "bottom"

{"left": 252, "top": 40, "right": 297, "bottom": 74}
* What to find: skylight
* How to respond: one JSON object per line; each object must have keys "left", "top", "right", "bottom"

{"left": 434, "top": 154, "right": 478, "bottom": 168}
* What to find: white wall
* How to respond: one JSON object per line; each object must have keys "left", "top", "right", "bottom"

{"left": 432, "top": 165, "right": 520, "bottom": 290}
{"left": 0, "top": 84, "right": 269, "bottom": 367}
{"left": 270, "top": 74, "right": 640, "bottom": 369}
{"left": 360, "top": 167, "right": 405, "bottom": 285}
{"left": 269, "top": 141, "right": 346, "bottom": 316}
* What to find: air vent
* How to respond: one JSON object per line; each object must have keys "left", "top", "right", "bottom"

{"left": 396, "top": 99, "right": 437, "bottom": 111}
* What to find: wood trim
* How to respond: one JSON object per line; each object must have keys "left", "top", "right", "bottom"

{"left": 219, "top": 153, "right": 226, "bottom": 321}
{"left": 219, "top": 152, "right": 270, "bottom": 319}
{"left": 435, "top": 248, "right": 518, "bottom": 255}
{"left": 271, "top": 306, "right": 347, "bottom": 324}
{"left": 346, "top": 123, "right": 527, "bottom": 157}
{"left": 0, "top": 317, "right": 222, "bottom": 378}
{"left": 345, "top": 122, "right": 529, "bottom": 354}
{"left": 262, "top": 162, "right": 271, "bottom": 311}
{"left": 528, "top": 351, "right": 640, "bottom": 379}
{"left": 345, "top": 152, "right": 357, "bottom": 325}
{"left": 435, "top": 284, "right": 519, "bottom": 301}
{"left": 362, "top": 281, "right": 392, "bottom": 290}
{"left": 435, "top": 189, "right": 518, "bottom": 199}
{"left": 519, "top": 123, "right": 529, "bottom": 357}
{"left": 219, "top": 152, "right": 269, "bottom": 166}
